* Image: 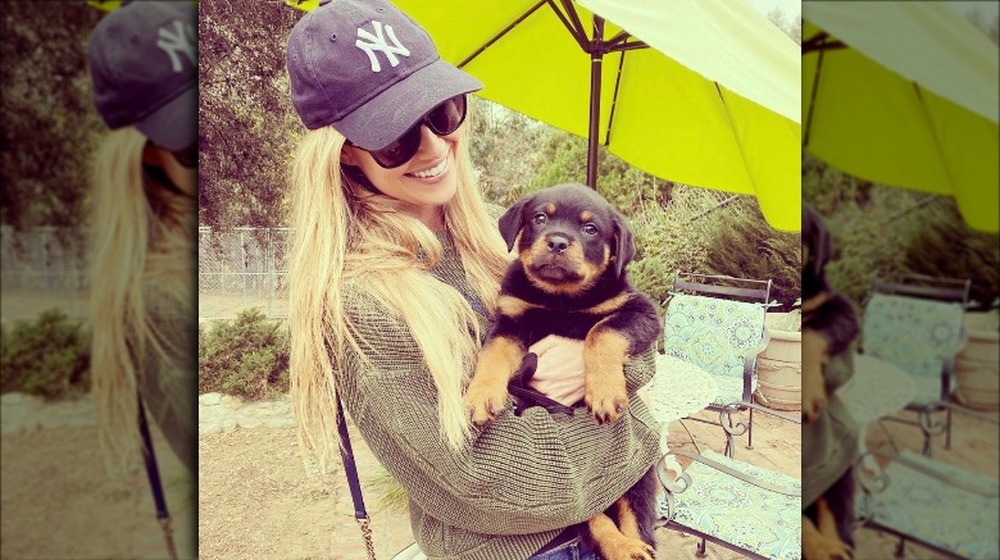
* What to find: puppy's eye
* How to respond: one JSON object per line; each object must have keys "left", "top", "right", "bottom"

{"left": 582, "top": 223, "right": 599, "bottom": 236}
{"left": 533, "top": 213, "right": 548, "bottom": 225}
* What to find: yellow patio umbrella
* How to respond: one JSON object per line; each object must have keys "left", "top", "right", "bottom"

{"left": 803, "top": 2, "right": 999, "bottom": 233}
{"left": 287, "top": 0, "right": 801, "bottom": 232}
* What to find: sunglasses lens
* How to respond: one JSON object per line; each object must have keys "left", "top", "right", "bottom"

{"left": 367, "top": 95, "right": 468, "bottom": 169}
{"left": 370, "top": 125, "right": 422, "bottom": 168}
{"left": 173, "top": 144, "right": 197, "bottom": 169}
{"left": 426, "top": 95, "right": 467, "bottom": 136}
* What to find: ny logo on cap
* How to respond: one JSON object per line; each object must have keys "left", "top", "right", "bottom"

{"left": 356, "top": 20, "right": 410, "bottom": 73}
{"left": 157, "top": 20, "right": 195, "bottom": 73}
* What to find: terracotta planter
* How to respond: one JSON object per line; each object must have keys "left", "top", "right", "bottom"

{"left": 954, "top": 312, "right": 999, "bottom": 411}
{"left": 755, "top": 313, "right": 802, "bottom": 411}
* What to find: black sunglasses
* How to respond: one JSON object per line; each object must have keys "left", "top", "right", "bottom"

{"left": 169, "top": 143, "right": 197, "bottom": 169}
{"left": 149, "top": 141, "right": 197, "bottom": 169}
{"left": 354, "top": 94, "right": 467, "bottom": 169}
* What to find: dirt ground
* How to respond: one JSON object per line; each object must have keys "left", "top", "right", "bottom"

{"left": 1, "top": 418, "right": 195, "bottom": 559}
{"left": 3, "top": 397, "right": 997, "bottom": 560}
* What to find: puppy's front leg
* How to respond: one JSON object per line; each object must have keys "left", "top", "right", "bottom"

{"left": 583, "top": 321, "right": 630, "bottom": 425}
{"left": 464, "top": 335, "right": 525, "bottom": 426}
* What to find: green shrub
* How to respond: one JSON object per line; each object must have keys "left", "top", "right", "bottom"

{"left": 198, "top": 308, "right": 290, "bottom": 400}
{"left": 701, "top": 198, "right": 801, "bottom": 311}
{"left": 0, "top": 308, "right": 91, "bottom": 399}
{"left": 901, "top": 214, "right": 1000, "bottom": 310}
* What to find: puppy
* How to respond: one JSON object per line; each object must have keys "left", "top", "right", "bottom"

{"left": 801, "top": 205, "right": 858, "bottom": 560}
{"left": 463, "top": 183, "right": 661, "bottom": 560}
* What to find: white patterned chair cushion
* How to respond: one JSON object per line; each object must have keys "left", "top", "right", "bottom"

{"left": 657, "top": 449, "right": 801, "bottom": 560}
{"left": 663, "top": 293, "right": 767, "bottom": 405}
{"left": 862, "top": 294, "right": 966, "bottom": 404}
{"left": 859, "top": 450, "right": 999, "bottom": 559}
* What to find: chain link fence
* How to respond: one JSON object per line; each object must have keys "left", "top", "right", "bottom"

{"left": 198, "top": 227, "right": 290, "bottom": 320}
{"left": 1, "top": 226, "right": 90, "bottom": 322}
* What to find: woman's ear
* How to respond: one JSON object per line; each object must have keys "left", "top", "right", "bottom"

{"left": 141, "top": 142, "right": 162, "bottom": 167}
{"left": 340, "top": 145, "right": 358, "bottom": 166}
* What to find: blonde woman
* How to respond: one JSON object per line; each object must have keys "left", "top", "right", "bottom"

{"left": 286, "top": 1, "right": 660, "bottom": 558}
{"left": 88, "top": 1, "right": 197, "bottom": 473}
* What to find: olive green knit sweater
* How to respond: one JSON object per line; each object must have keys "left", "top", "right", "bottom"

{"left": 334, "top": 231, "right": 661, "bottom": 560}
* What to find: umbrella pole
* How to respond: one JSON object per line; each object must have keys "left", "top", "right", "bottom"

{"left": 587, "top": 16, "right": 604, "bottom": 190}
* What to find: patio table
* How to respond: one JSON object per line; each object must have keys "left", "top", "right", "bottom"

{"left": 646, "top": 353, "right": 719, "bottom": 453}
{"left": 838, "top": 353, "right": 916, "bottom": 465}
{"left": 839, "top": 353, "right": 916, "bottom": 425}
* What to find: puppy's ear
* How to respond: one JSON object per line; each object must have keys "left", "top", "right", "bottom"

{"left": 805, "top": 206, "right": 833, "bottom": 281}
{"left": 611, "top": 211, "right": 636, "bottom": 278}
{"left": 498, "top": 197, "right": 530, "bottom": 252}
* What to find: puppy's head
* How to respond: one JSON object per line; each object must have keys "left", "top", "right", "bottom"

{"left": 498, "top": 183, "right": 635, "bottom": 295}
{"left": 802, "top": 204, "right": 833, "bottom": 299}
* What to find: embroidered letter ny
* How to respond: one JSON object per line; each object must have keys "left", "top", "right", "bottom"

{"left": 355, "top": 21, "right": 410, "bottom": 73}
{"left": 157, "top": 20, "right": 196, "bottom": 73}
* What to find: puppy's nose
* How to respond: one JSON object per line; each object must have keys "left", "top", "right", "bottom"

{"left": 546, "top": 234, "right": 570, "bottom": 254}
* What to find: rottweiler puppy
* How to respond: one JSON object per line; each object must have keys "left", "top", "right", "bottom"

{"left": 463, "top": 182, "right": 661, "bottom": 560}
{"left": 801, "top": 205, "right": 858, "bottom": 560}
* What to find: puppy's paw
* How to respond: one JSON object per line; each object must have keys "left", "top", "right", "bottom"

{"left": 584, "top": 377, "right": 628, "bottom": 425}
{"left": 803, "top": 533, "right": 853, "bottom": 560}
{"left": 463, "top": 379, "right": 509, "bottom": 427}
{"left": 603, "top": 537, "right": 656, "bottom": 560}
{"left": 801, "top": 371, "right": 828, "bottom": 424}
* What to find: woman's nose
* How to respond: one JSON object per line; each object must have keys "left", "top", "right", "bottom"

{"left": 415, "top": 124, "right": 446, "bottom": 154}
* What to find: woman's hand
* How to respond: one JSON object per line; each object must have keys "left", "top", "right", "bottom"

{"left": 528, "top": 335, "right": 586, "bottom": 407}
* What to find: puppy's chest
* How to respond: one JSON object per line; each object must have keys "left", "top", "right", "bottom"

{"left": 511, "top": 307, "right": 606, "bottom": 345}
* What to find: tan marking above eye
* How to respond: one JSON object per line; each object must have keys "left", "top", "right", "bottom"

{"left": 580, "top": 210, "right": 593, "bottom": 222}
{"left": 545, "top": 202, "right": 556, "bottom": 214}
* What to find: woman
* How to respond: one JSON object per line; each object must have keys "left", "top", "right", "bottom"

{"left": 88, "top": 0, "right": 198, "bottom": 474}
{"left": 285, "top": 1, "right": 661, "bottom": 558}
{"left": 801, "top": 205, "right": 860, "bottom": 560}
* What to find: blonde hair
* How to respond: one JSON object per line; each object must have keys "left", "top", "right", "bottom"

{"left": 289, "top": 120, "right": 508, "bottom": 469}
{"left": 89, "top": 126, "right": 195, "bottom": 471}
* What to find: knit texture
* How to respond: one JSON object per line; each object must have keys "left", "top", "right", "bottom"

{"left": 140, "top": 283, "right": 198, "bottom": 472}
{"left": 802, "top": 292, "right": 861, "bottom": 508}
{"left": 335, "top": 231, "right": 661, "bottom": 559}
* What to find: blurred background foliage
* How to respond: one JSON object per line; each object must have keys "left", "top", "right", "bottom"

{"left": 1, "top": 2, "right": 103, "bottom": 231}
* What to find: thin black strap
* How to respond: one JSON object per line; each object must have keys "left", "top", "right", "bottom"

{"left": 138, "top": 396, "right": 169, "bottom": 519}
{"left": 336, "top": 397, "right": 368, "bottom": 520}
{"left": 138, "top": 394, "right": 180, "bottom": 560}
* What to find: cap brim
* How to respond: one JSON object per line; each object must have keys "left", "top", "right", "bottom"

{"left": 135, "top": 85, "right": 197, "bottom": 151}
{"left": 333, "top": 60, "right": 482, "bottom": 151}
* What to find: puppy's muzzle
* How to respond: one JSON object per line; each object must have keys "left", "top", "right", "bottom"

{"left": 546, "top": 233, "right": 571, "bottom": 255}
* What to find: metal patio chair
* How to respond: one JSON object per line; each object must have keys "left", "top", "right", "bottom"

{"left": 855, "top": 402, "right": 999, "bottom": 559}
{"left": 656, "top": 402, "right": 802, "bottom": 560}
{"left": 861, "top": 273, "right": 971, "bottom": 456}
{"left": 662, "top": 272, "right": 772, "bottom": 456}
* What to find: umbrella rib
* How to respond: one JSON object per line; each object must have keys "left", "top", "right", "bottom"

{"left": 457, "top": 0, "right": 547, "bottom": 69}
{"left": 912, "top": 82, "right": 958, "bottom": 194}
{"left": 603, "top": 49, "right": 626, "bottom": 147}
{"left": 562, "top": 0, "right": 589, "bottom": 45}
{"left": 714, "top": 83, "right": 758, "bottom": 196}
{"left": 803, "top": 46, "right": 827, "bottom": 149}
{"left": 543, "top": 0, "right": 589, "bottom": 51}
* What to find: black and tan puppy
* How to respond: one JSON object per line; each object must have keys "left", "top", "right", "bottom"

{"left": 801, "top": 205, "right": 858, "bottom": 560}
{"left": 463, "top": 183, "right": 661, "bottom": 560}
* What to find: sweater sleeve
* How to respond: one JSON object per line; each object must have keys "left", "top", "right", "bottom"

{"left": 337, "top": 291, "right": 661, "bottom": 536}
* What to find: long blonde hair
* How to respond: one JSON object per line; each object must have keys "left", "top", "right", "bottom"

{"left": 289, "top": 121, "right": 508, "bottom": 469}
{"left": 89, "top": 126, "right": 195, "bottom": 471}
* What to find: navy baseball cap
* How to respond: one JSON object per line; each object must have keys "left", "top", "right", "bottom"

{"left": 88, "top": 1, "right": 197, "bottom": 151}
{"left": 286, "top": 0, "right": 482, "bottom": 151}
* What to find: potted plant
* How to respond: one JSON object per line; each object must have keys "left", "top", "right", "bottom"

{"left": 755, "top": 301, "right": 802, "bottom": 411}
{"left": 955, "top": 303, "right": 999, "bottom": 411}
